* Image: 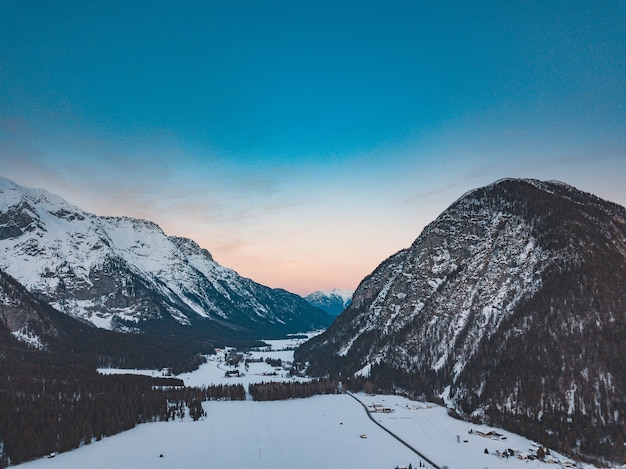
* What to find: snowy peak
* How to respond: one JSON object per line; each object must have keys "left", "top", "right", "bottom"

{"left": 327, "top": 288, "right": 354, "bottom": 305}
{"left": 0, "top": 176, "right": 331, "bottom": 339}
{"left": 0, "top": 177, "right": 86, "bottom": 242}
{"left": 0, "top": 176, "right": 74, "bottom": 212}
{"left": 306, "top": 288, "right": 354, "bottom": 306}
{"left": 304, "top": 288, "right": 354, "bottom": 316}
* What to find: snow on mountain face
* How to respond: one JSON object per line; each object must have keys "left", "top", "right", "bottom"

{"left": 296, "top": 178, "right": 626, "bottom": 462}
{"left": 0, "top": 177, "right": 330, "bottom": 338}
{"left": 299, "top": 179, "right": 558, "bottom": 372}
{"left": 0, "top": 268, "right": 58, "bottom": 349}
{"left": 304, "top": 288, "right": 354, "bottom": 316}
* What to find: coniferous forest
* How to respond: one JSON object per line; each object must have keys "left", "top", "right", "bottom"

{"left": 0, "top": 268, "right": 251, "bottom": 467}
{"left": 0, "top": 328, "right": 244, "bottom": 468}
{"left": 249, "top": 378, "right": 341, "bottom": 401}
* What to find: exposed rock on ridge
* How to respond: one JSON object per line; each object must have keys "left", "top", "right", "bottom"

{"left": 0, "top": 269, "right": 60, "bottom": 348}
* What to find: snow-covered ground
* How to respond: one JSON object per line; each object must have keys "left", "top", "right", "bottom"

{"left": 19, "top": 395, "right": 424, "bottom": 469}
{"left": 98, "top": 335, "right": 313, "bottom": 388}
{"left": 19, "top": 337, "right": 605, "bottom": 469}
{"left": 353, "top": 393, "right": 596, "bottom": 469}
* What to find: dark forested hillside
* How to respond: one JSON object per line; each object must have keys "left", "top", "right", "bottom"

{"left": 296, "top": 178, "right": 626, "bottom": 464}
{"left": 0, "top": 327, "right": 245, "bottom": 467}
{"left": 0, "top": 269, "right": 248, "bottom": 466}
{"left": 0, "top": 269, "right": 211, "bottom": 373}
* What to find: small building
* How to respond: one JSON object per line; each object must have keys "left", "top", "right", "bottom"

{"left": 475, "top": 430, "right": 505, "bottom": 439}
{"left": 369, "top": 403, "right": 393, "bottom": 413}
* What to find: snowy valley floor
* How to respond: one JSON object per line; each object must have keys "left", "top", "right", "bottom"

{"left": 17, "top": 337, "right": 600, "bottom": 469}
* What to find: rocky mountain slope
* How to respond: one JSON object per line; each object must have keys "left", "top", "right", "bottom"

{"left": 304, "top": 288, "right": 353, "bottom": 316}
{"left": 0, "top": 268, "right": 59, "bottom": 348}
{"left": 295, "top": 178, "right": 626, "bottom": 463}
{"left": 0, "top": 177, "right": 331, "bottom": 343}
{"left": 0, "top": 267, "right": 210, "bottom": 371}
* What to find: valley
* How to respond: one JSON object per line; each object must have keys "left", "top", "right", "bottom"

{"left": 17, "top": 337, "right": 591, "bottom": 469}
{"left": 1, "top": 0, "right": 624, "bottom": 465}
{"left": 2, "top": 177, "right": 624, "bottom": 468}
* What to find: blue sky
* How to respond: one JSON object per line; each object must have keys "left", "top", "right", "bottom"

{"left": 1, "top": 1, "right": 625, "bottom": 294}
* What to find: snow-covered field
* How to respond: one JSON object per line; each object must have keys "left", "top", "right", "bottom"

{"left": 18, "top": 337, "right": 603, "bottom": 469}
{"left": 98, "top": 336, "right": 312, "bottom": 388}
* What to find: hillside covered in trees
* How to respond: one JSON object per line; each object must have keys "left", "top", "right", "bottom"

{"left": 0, "top": 327, "right": 245, "bottom": 467}
{"left": 0, "top": 270, "right": 247, "bottom": 467}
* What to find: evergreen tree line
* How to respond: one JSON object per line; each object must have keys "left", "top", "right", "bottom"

{"left": 249, "top": 379, "right": 341, "bottom": 401}
{"left": 0, "top": 331, "right": 244, "bottom": 468}
{"left": 264, "top": 357, "right": 282, "bottom": 367}
{"left": 37, "top": 300, "right": 213, "bottom": 375}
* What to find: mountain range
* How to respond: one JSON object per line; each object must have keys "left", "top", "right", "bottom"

{"left": 295, "top": 178, "right": 626, "bottom": 463}
{"left": 3, "top": 174, "right": 625, "bottom": 464}
{"left": 0, "top": 176, "right": 331, "bottom": 347}
{"left": 304, "top": 288, "right": 353, "bottom": 316}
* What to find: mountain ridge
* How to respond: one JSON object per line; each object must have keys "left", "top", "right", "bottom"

{"left": 0, "top": 176, "right": 331, "bottom": 343}
{"left": 295, "top": 178, "right": 626, "bottom": 463}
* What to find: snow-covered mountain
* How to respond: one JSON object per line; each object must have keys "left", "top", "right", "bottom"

{"left": 304, "top": 288, "right": 353, "bottom": 316}
{"left": 0, "top": 266, "right": 212, "bottom": 371}
{"left": 0, "top": 176, "right": 331, "bottom": 341}
{"left": 296, "top": 178, "right": 626, "bottom": 462}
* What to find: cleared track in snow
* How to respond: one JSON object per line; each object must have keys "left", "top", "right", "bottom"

{"left": 347, "top": 392, "right": 440, "bottom": 469}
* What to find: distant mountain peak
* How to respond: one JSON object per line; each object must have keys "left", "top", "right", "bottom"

{"left": 304, "top": 288, "right": 354, "bottom": 316}
{"left": 315, "top": 288, "right": 354, "bottom": 303}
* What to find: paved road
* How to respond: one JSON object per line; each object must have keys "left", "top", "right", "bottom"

{"left": 346, "top": 392, "right": 441, "bottom": 469}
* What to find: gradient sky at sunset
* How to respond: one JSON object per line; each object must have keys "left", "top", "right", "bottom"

{"left": 1, "top": 1, "right": 625, "bottom": 295}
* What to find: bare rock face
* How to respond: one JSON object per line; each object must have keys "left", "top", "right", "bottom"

{"left": 0, "top": 176, "right": 331, "bottom": 341}
{"left": 0, "top": 269, "right": 60, "bottom": 347}
{"left": 296, "top": 178, "right": 626, "bottom": 462}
